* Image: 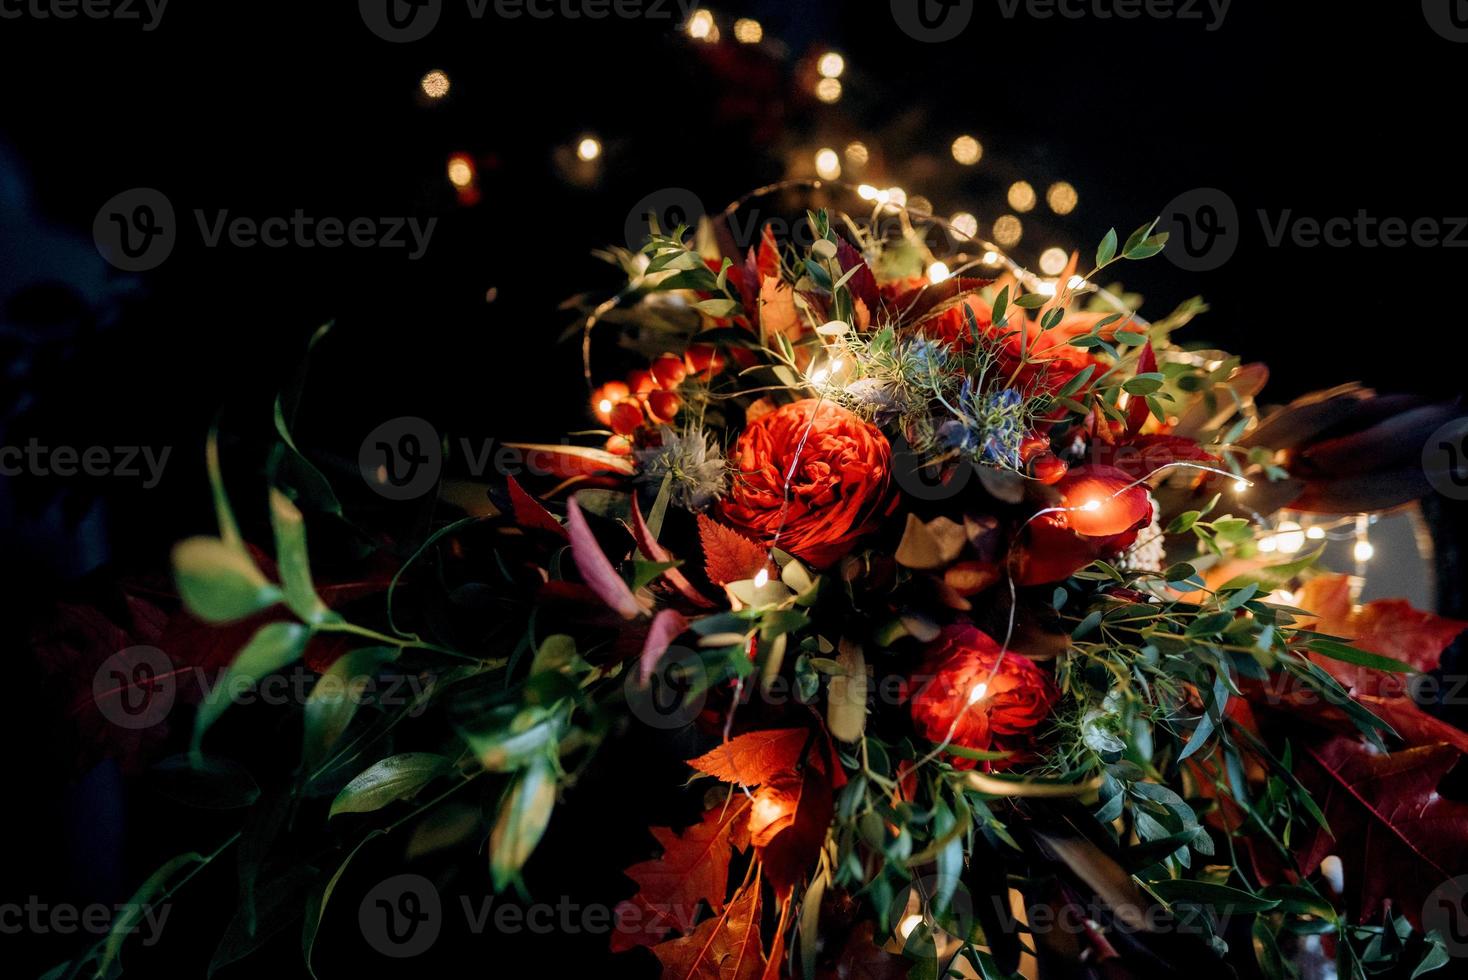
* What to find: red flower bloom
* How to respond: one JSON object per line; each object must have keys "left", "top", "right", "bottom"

{"left": 909, "top": 624, "right": 1058, "bottom": 767}
{"left": 1014, "top": 464, "right": 1154, "bottom": 585}
{"left": 718, "top": 399, "right": 893, "bottom": 567}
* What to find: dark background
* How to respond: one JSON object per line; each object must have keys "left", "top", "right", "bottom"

{"left": 3, "top": 1, "right": 1466, "bottom": 976}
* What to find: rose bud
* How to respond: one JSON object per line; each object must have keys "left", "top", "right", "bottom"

{"left": 1030, "top": 453, "right": 1068, "bottom": 485}
{"left": 608, "top": 400, "right": 645, "bottom": 436}
{"left": 650, "top": 354, "right": 688, "bottom": 390}
{"left": 647, "top": 389, "right": 682, "bottom": 423}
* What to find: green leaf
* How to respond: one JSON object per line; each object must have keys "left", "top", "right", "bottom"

{"left": 98, "top": 851, "right": 208, "bottom": 976}
{"left": 1148, "top": 879, "right": 1280, "bottom": 913}
{"left": 205, "top": 425, "right": 243, "bottom": 552}
{"left": 329, "top": 753, "right": 452, "bottom": 818}
{"left": 1305, "top": 638, "right": 1417, "bottom": 674}
{"left": 269, "top": 489, "right": 332, "bottom": 624}
{"left": 1096, "top": 228, "right": 1118, "bottom": 267}
{"left": 1013, "top": 292, "right": 1049, "bottom": 310}
{"left": 489, "top": 753, "right": 557, "bottom": 891}
{"left": 173, "top": 537, "right": 282, "bottom": 624}
{"left": 193, "top": 622, "right": 309, "bottom": 749}
{"left": 302, "top": 647, "right": 399, "bottom": 769}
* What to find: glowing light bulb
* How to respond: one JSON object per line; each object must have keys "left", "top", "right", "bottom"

{"left": 753, "top": 568, "right": 771, "bottom": 588}
{"left": 951, "top": 212, "right": 978, "bottom": 238}
{"left": 818, "top": 51, "right": 845, "bottom": 78}
{"left": 857, "top": 184, "right": 880, "bottom": 201}
{"left": 815, "top": 147, "right": 841, "bottom": 180}
{"left": 1257, "top": 535, "right": 1277, "bottom": 553}
{"left": 809, "top": 367, "right": 830, "bottom": 385}
{"left": 1306, "top": 525, "right": 1326, "bottom": 540}
{"left": 885, "top": 187, "right": 907, "bottom": 207}
{"left": 1274, "top": 521, "right": 1305, "bottom": 555}
{"left": 1354, "top": 540, "right": 1375, "bottom": 562}
{"left": 733, "top": 18, "right": 762, "bottom": 43}
{"left": 899, "top": 914, "right": 924, "bottom": 940}
{"left": 1039, "top": 247, "right": 1068, "bottom": 276}
{"left": 420, "top": 70, "right": 450, "bottom": 99}
{"left": 951, "top": 135, "right": 982, "bottom": 166}
{"left": 1233, "top": 480, "right": 1250, "bottom": 494}
{"left": 982, "top": 250, "right": 1000, "bottom": 265}
{"left": 1068, "top": 275, "right": 1088, "bottom": 290}
{"left": 1081, "top": 499, "right": 1103, "bottom": 512}
{"left": 967, "top": 682, "right": 990, "bottom": 704}
{"left": 686, "top": 9, "right": 714, "bottom": 39}
{"left": 597, "top": 398, "right": 614, "bottom": 415}
{"left": 927, "top": 261, "right": 952, "bottom": 284}
{"left": 447, "top": 154, "right": 475, "bottom": 188}
{"left": 815, "top": 77, "right": 843, "bottom": 103}
{"left": 576, "top": 136, "right": 602, "bottom": 162}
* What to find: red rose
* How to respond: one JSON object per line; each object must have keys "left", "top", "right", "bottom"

{"left": 909, "top": 624, "right": 1058, "bottom": 767}
{"left": 719, "top": 399, "right": 893, "bottom": 567}
{"left": 1014, "top": 464, "right": 1154, "bottom": 585}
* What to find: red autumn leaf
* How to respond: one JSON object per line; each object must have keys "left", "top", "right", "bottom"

{"left": 566, "top": 497, "right": 649, "bottom": 620}
{"left": 501, "top": 442, "right": 637, "bottom": 479}
{"left": 1126, "top": 343, "right": 1158, "bottom": 436}
{"left": 755, "top": 223, "right": 780, "bottom": 282}
{"left": 1297, "top": 574, "right": 1468, "bottom": 695}
{"left": 760, "top": 762, "right": 834, "bottom": 900}
{"left": 629, "top": 496, "right": 715, "bottom": 609}
{"left": 611, "top": 798, "right": 752, "bottom": 952}
{"left": 686, "top": 728, "right": 813, "bottom": 786}
{"left": 1296, "top": 737, "right": 1468, "bottom": 927}
{"left": 834, "top": 237, "right": 880, "bottom": 319}
{"left": 697, "top": 514, "right": 769, "bottom": 587}
{"left": 506, "top": 475, "right": 568, "bottom": 540}
{"left": 649, "top": 877, "right": 764, "bottom": 980}
{"left": 639, "top": 609, "right": 689, "bottom": 685}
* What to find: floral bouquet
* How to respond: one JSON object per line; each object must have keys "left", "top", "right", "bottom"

{"left": 53, "top": 186, "right": 1468, "bottom": 980}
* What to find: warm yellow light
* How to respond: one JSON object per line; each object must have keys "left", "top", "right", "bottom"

{"left": 576, "top": 136, "right": 602, "bottom": 162}
{"left": 1354, "top": 540, "right": 1375, "bottom": 562}
{"left": 927, "top": 261, "right": 952, "bottom": 284}
{"left": 815, "top": 77, "right": 843, "bottom": 103}
{"left": 1258, "top": 535, "right": 1278, "bottom": 554}
{"left": 597, "top": 398, "right": 614, "bottom": 415}
{"left": 1307, "top": 525, "right": 1326, "bottom": 540}
{"left": 951, "top": 135, "right": 982, "bottom": 166}
{"left": 447, "top": 155, "right": 474, "bottom": 188}
{"left": 1274, "top": 521, "right": 1306, "bottom": 555}
{"left": 817, "top": 51, "right": 845, "bottom": 78}
{"left": 687, "top": 9, "right": 715, "bottom": 39}
{"left": 1233, "top": 480, "right": 1250, "bottom": 494}
{"left": 753, "top": 567, "right": 771, "bottom": 587}
{"left": 899, "top": 914, "right": 924, "bottom": 940}
{"left": 885, "top": 187, "right": 907, "bottom": 207}
{"left": 1047, "top": 181, "right": 1079, "bottom": 215}
{"left": 857, "top": 184, "right": 880, "bottom": 201}
{"left": 1035, "top": 281, "right": 1058, "bottom": 297}
{"left": 967, "top": 682, "right": 990, "bottom": 704}
{"left": 815, "top": 148, "right": 841, "bottom": 180}
{"left": 992, "top": 215, "right": 1023, "bottom": 247}
{"left": 809, "top": 367, "right": 830, "bottom": 385}
{"left": 420, "top": 70, "right": 450, "bottom": 99}
{"left": 1007, "top": 181, "right": 1037, "bottom": 213}
{"left": 733, "top": 17, "right": 762, "bottom": 43}
{"left": 982, "top": 250, "right": 1000, "bottom": 265}
{"left": 1068, "top": 275, "right": 1088, "bottom": 290}
{"left": 951, "top": 212, "right": 978, "bottom": 238}
{"left": 1081, "top": 499, "right": 1103, "bottom": 512}
{"left": 844, "top": 141, "right": 869, "bottom": 166}
{"left": 1039, "top": 247, "right": 1069, "bottom": 276}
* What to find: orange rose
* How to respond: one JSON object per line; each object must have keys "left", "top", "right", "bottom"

{"left": 909, "top": 624, "right": 1058, "bottom": 767}
{"left": 719, "top": 400, "right": 893, "bottom": 567}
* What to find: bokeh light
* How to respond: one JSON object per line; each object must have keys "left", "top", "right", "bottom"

{"left": 1039, "top": 248, "right": 1069, "bottom": 276}
{"left": 951, "top": 135, "right": 982, "bottom": 165}
{"left": 951, "top": 212, "right": 978, "bottom": 238}
{"left": 815, "top": 148, "right": 841, "bottom": 180}
{"left": 420, "top": 70, "right": 450, "bottom": 100}
{"left": 1007, "top": 181, "right": 1037, "bottom": 213}
{"left": 993, "top": 215, "right": 1023, "bottom": 246}
{"left": 1047, "top": 181, "right": 1079, "bottom": 215}
{"left": 733, "top": 18, "right": 762, "bottom": 43}
{"left": 447, "top": 154, "right": 475, "bottom": 188}
{"left": 815, "top": 77, "right": 842, "bottom": 103}
{"left": 576, "top": 136, "right": 602, "bottom": 162}
{"left": 844, "top": 141, "right": 869, "bottom": 166}
{"left": 818, "top": 52, "right": 845, "bottom": 78}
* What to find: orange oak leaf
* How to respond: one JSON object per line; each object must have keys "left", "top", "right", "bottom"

{"left": 686, "top": 728, "right": 813, "bottom": 787}
{"left": 759, "top": 762, "right": 834, "bottom": 900}
{"left": 650, "top": 877, "right": 764, "bottom": 980}
{"left": 611, "top": 798, "right": 752, "bottom": 952}
{"left": 697, "top": 514, "right": 769, "bottom": 587}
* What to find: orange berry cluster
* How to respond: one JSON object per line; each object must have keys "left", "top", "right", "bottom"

{"left": 591, "top": 345, "right": 727, "bottom": 454}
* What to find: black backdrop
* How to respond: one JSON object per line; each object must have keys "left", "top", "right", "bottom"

{"left": 3, "top": 2, "right": 1467, "bottom": 976}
